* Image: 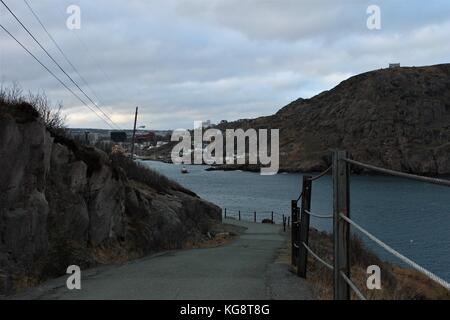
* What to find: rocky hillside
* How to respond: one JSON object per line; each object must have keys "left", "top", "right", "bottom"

{"left": 218, "top": 64, "right": 450, "bottom": 174}
{"left": 0, "top": 102, "right": 221, "bottom": 295}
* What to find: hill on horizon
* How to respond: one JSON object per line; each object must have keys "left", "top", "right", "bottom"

{"left": 217, "top": 63, "right": 450, "bottom": 175}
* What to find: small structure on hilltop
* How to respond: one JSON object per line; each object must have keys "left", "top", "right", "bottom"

{"left": 389, "top": 63, "right": 401, "bottom": 68}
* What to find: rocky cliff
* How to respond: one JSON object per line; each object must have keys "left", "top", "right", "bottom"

{"left": 0, "top": 102, "right": 221, "bottom": 295}
{"left": 217, "top": 64, "right": 450, "bottom": 174}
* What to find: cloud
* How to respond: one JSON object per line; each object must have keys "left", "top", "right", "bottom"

{"left": 1, "top": 0, "right": 449, "bottom": 129}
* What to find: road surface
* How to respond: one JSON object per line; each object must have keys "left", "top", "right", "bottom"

{"left": 13, "top": 220, "right": 313, "bottom": 300}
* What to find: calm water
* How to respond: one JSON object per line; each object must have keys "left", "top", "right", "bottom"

{"left": 141, "top": 161, "right": 450, "bottom": 281}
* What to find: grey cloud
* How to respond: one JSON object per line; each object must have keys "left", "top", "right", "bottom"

{"left": 1, "top": 0, "right": 450, "bottom": 129}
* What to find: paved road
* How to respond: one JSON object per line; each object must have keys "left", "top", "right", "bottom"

{"left": 14, "top": 220, "right": 313, "bottom": 300}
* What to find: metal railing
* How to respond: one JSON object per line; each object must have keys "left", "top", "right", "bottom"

{"left": 291, "top": 150, "right": 450, "bottom": 300}
{"left": 222, "top": 208, "right": 288, "bottom": 226}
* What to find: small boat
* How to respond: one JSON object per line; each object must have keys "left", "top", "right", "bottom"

{"left": 181, "top": 166, "right": 189, "bottom": 174}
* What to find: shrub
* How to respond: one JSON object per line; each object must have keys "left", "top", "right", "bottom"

{"left": 110, "top": 153, "right": 197, "bottom": 196}
{"left": 0, "top": 83, "right": 66, "bottom": 132}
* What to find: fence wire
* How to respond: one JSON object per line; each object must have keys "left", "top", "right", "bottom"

{"left": 292, "top": 153, "right": 450, "bottom": 300}
{"left": 302, "top": 242, "right": 334, "bottom": 271}
{"left": 304, "top": 209, "right": 333, "bottom": 219}
{"left": 340, "top": 214, "right": 450, "bottom": 290}
{"left": 344, "top": 158, "right": 450, "bottom": 187}
{"left": 339, "top": 271, "right": 367, "bottom": 300}
{"left": 309, "top": 166, "right": 332, "bottom": 181}
{"left": 224, "top": 209, "right": 288, "bottom": 217}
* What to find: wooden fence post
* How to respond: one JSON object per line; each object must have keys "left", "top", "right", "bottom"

{"left": 283, "top": 215, "right": 286, "bottom": 232}
{"left": 224, "top": 208, "right": 227, "bottom": 219}
{"left": 238, "top": 210, "right": 241, "bottom": 221}
{"left": 298, "top": 176, "right": 312, "bottom": 278}
{"left": 271, "top": 211, "right": 274, "bottom": 223}
{"left": 333, "top": 150, "right": 350, "bottom": 300}
{"left": 254, "top": 211, "right": 256, "bottom": 223}
{"left": 291, "top": 200, "right": 298, "bottom": 266}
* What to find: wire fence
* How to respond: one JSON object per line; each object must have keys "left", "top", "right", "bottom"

{"left": 342, "top": 156, "right": 450, "bottom": 293}
{"left": 304, "top": 209, "right": 333, "bottom": 219}
{"left": 302, "top": 242, "right": 334, "bottom": 271}
{"left": 340, "top": 213, "right": 450, "bottom": 290}
{"left": 291, "top": 151, "right": 450, "bottom": 300}
{"left": 222, "top": 208, "right": 288, "bottom": 224}
{"left": 344, "top": 158, "right": 450, "bottom": 187}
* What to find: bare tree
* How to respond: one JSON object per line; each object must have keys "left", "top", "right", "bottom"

{"left": 27, "top": 90, "right": 67, "bottom": 130}
{"left": 1, "top": 83, "right": 66, "bottom": 131}
{"left": 0, "top": 81, "right": 24, "bottom": 104}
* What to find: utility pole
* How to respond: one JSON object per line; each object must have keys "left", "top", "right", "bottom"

{"left": 130, "top": 106, "right": 138, "bottom": 160}
{"left": 84, "top": 131, "right": 90, "bottom": 145}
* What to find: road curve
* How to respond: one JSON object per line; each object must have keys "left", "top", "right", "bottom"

{"left": 13, "top": 220, "right": 313, "bottom": 300}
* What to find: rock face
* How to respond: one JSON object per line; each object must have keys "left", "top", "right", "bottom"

{"left": 0, "top": 103, "right": 221, "bottom": 294}
{"left": 218, "top": 64, "right": 450, "bottom": 174}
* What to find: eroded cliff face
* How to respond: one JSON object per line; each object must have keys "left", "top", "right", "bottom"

{"left": 0, "top": 103, "right": 221, "bottom": 294}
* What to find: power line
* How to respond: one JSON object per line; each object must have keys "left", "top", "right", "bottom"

{"left": 53, "top": 5, "right": 131, "bottom": 104}
{"left": 0, "top": 23, "right": 115, "bottom": 129}
{"left": 0, "top": 0, "right": 121, "bottom": 130}
{"left": 72, "top": 31, "right": 131, "bottom": 103}
{"left": 22, "top": 0, "right": 105, "bottom": 109}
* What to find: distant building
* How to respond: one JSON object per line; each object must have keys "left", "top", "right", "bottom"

{"left": 389, "top": 63, "right": 401, "bottom": 68}
{"left": 202, "top": 120, "right": 212, "bottom": 128}
{"left": 84, "top": 132, "right": 99, "bottom": 145}
{"left": 111, "top": 131, "right": 127, "bottom": 143}
{"left": 135, "top": 132, "right": 156, "bottom": 143}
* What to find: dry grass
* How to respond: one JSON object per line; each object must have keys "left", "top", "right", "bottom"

{"left": 303, "top": 229, "right": 450, "bottom": 300}
{"left": 12, "top": 275, "right": 41, "bottom": 293}
{"left": 91, "top": 241, "right": 141, "bottom": 265}
{"left": 110, "top": 153, "right": 196, "bottom": 196}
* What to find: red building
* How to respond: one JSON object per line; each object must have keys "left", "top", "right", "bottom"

{"left": 135, "top": 132, "right": 156, "bottom": 143}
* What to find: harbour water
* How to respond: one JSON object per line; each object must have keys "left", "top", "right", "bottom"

{"left": 141, "top": 161, "right": 450, "bottom": 281}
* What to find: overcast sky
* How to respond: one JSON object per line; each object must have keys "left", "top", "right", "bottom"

{"left": 1, "top": 0, "right": 449, "bottom": 129}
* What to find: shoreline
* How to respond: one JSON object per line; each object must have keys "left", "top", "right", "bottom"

{"left": 140, "top": 158, "right": 450, "bottom": 179}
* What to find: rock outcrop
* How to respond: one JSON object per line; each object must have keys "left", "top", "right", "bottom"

{"left": 0, "top": 102, "right": 221, "bottom": 294}
{"left": 216, "top": 64, "right": 450, "bottom": 175}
